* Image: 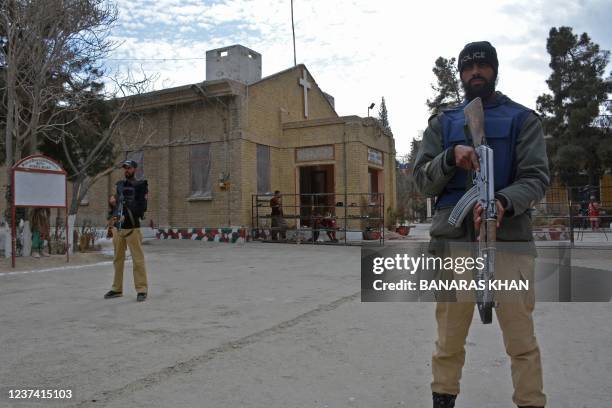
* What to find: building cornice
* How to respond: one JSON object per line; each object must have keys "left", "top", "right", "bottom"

{"left": 282, "top": 117, "right": 347, "bottom": 129}
{"left": 119, "top": 79, "right": 245, "bottom": 112}
{"left": 282, "top": 115, "right": 393, "bottom": 138}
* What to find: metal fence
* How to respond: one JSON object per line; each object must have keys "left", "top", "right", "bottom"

{"left": 252, "top": 192, "right": 385, "bottom": 245}
{"left": 533, "top": 185, "right": 610, "bottom": 244}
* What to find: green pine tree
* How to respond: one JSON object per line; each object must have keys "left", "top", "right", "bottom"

{"left": 378, "top": 96, "right": 391, "bottom": 133}
{"left": 536, "top": 26, "right": 612, "bottom": 186}
{"left": 426, "top": 57, "right": 463, "bottom": 115}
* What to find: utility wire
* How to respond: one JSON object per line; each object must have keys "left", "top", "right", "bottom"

{"left": 106, "top": 57, "right": 206, "bottom": 61}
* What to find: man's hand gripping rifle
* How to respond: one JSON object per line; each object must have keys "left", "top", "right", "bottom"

{"left": 110, "top": 185, "right": 126, "bottom": 231}
{"left": 448, "top": 97, "right": 497, "bottom": 324}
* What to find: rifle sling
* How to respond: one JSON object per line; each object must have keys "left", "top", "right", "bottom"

{"left": 126, "top": 207, "right": 136, "bottom": 229}
{"left": 118, "top": 208, "right": 137, "bottom": 238}
{"left": 119, "top": 229, "right": 135, "bottom": 238}
{"left": 114, "top": 207, "right": 137, "bottom": 238}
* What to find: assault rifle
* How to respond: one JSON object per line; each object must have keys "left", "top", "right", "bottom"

{"left": 108, "top": 188, "right": 125, "bottom": 233}
{"left": 110, "top": 182, "right": 132, "bottom": 232}
{"left": 448, "top": 97, "right": 497, "bottom": 324}
{"left": 115, "top": 187, "right": 125, "bottom": 231}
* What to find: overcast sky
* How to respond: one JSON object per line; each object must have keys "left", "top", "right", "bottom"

{"left": 106, "top": 0, "right": 612, "bottom": 156}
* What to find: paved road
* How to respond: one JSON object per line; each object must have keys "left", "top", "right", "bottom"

{"left": 1, "top": 240, "right": 611, "bottom": 407}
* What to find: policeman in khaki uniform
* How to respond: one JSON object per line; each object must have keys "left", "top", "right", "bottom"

{"left": 414, "top": 42, "right": 550, "bottom": 408}
{"left": 104, "top": 160, "right": 149, "bottom": 302}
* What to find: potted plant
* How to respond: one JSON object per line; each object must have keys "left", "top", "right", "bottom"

{"left": 364, "top": 226, "right": 381, "bottom": 240}
{"left": 396, "top": 224, "right": 411, "bottom": 236}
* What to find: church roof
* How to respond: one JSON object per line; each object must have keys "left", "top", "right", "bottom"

{"left": 248, "top": 63, "right": 337, "bottom": 115}
{"left": 120, "top": 63, "right": 336, "bottom": 115}
{"left": 118, "top": 78, "right": 245, "bottom": 111}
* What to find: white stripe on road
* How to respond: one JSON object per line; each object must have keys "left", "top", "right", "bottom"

{"left": 0, "top": 260, "right": 131, "bottom": 277}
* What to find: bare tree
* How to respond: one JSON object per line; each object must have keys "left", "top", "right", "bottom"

{"left": 1, "top": 0, "right": 118, "bottom": 211}
{"left": 44, "top": 69, "right": 157, "bottom": 216}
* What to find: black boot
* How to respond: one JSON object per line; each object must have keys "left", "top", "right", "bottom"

{"left": 433, "top": 392, "right": 456, "bottom": 408}
{"left": 104, "top": 290, "right": 122, "bottom": 299}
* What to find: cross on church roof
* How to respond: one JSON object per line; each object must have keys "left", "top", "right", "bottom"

{"left": 299, "top": 69, "right": 311, "bottom": 118}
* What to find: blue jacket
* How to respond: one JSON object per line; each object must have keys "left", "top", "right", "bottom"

{"left": 436, "top": 94, "right": 532, "bottom": 209}
{"left": 413, "top": 92, "right": 550, "bottom": 244}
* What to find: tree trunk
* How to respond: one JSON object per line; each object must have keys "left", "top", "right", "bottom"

{"left": 5, "top": 55, "right": 16, "bottom": 221}
{"left": 69, "top": 177, "right": 86, "bottom": 216}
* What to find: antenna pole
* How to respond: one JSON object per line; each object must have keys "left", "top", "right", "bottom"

{"left": 291, "top": 0, "right": 297, "bottom": 66}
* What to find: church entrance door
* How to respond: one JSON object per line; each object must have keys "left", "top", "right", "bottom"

{"left": 299, "top": 165, "right": 334, "bottom": 227}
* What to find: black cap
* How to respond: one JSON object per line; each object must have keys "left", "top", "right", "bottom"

{"left": 121, "top": 160, "right": 138, "bottom": 168}
{"left": 458, "top": 41, "right": 498, "bottom": 74}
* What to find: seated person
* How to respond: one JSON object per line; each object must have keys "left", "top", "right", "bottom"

{"left": 588, "top": 196, "right": 601, "bottom": 231}
{"left": 320, "top": 211, "right": 339, "bottom": 242}
{"left": 311, "top": 208, "right": 323, "bottom": 242}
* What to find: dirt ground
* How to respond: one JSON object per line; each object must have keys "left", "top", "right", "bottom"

{"left": 1, "top": 240, "right": 611, "bottom": 408}
{"left": 0, "top": 251, "right": 109, "bottom": 273}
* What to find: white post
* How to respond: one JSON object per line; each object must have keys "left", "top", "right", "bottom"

{"left": 68, "top": 214, "right": 76, "bottom": 253}
{"left": 22, "top": 221, "right": 32, "bottom": 256}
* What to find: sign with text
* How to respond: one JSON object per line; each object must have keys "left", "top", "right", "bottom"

{"left": 296, "top": 145, "right": 334, "bottom": 162}
{"left": 368, "top": 148, "right": 383, "bottom": 166}
{"left": 13, "top": 156, "right": 66, "bottom": 207}
{"left": 10, "top": 155, "right": 68, "bottom": 267}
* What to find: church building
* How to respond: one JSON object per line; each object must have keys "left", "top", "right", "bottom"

{"left": 78, "top": 44, "right": 397, "bottom": 240}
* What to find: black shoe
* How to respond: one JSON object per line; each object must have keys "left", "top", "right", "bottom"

{"left": 136, "top": 293, "right": 147, "bottom": 302}
{"left": 104, "top": 290, "right": 122, "bottom": 299}
{"left": 433, "top": 392, "right": 456, "bottom": 408}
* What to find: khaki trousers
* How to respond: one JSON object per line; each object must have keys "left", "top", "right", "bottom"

{"left": 431, "top": 251, "right": 546, "bottom": 407}
{"left": 111, "top": 228, "right": 148, "bottom": 293}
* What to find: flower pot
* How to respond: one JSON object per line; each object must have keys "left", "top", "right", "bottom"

{"left": 396, "top": 225, "right": 410, "bottom": 236}
{"left": 363, "top": 230, "right": 381, "bottom": 240}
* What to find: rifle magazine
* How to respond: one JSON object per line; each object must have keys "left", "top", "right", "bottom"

{"left": 448, "top": 185, "right": 479, "bottom": 227}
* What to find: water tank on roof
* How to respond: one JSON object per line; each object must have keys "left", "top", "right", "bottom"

{"left": 205, "top": 45, "right": 262, "bottom": 84}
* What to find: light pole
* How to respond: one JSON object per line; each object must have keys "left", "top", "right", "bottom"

{"left": 367, "top": 102, "right": 375, "bottom": 117}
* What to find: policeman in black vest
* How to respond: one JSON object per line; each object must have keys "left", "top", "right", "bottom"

{"left": 414, "top": 42, "right": 549, "bottom": 408}
{"left": 104, "top": 160, "right": 149, "bottom": 302}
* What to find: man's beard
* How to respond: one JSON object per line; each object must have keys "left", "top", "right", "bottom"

{"left": 462, "top": 75, "right": 496, "bottom": 101}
